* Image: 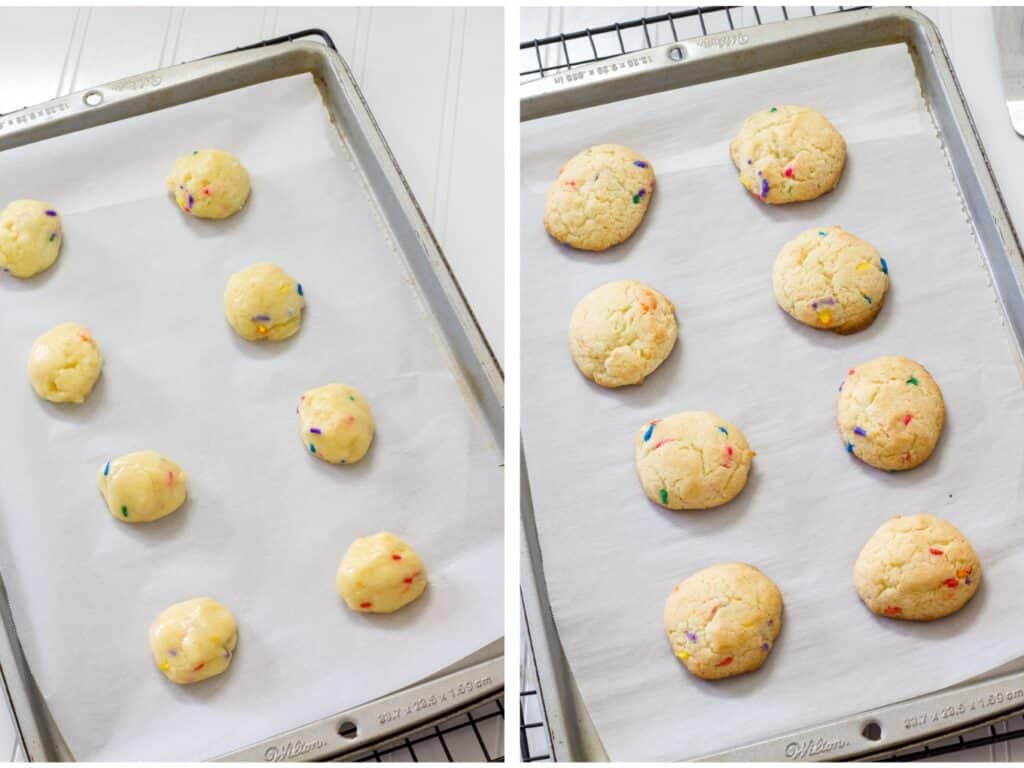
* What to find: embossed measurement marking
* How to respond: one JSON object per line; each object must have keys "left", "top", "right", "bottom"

{"left": 551, "top": 54, "right": 655, "bottom": 86}
{"left": 0, "top": 102, "right": 70, "bottom": 132}
{"left": 903, "top": 687, "right": 1024, "bottom": 730}
{"left": 374, "top": 674, "right": 495, "bottom": 725}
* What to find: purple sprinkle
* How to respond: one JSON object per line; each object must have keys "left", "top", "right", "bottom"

{"left": 761, "top": 642, "right": 770, "bottom": 651}
{"left": 838, "top": 382, "right": 844, "bottom": 392}
{"left": 310, "top": 427, "right": 322, "bottom": 435}
{"left": 747, "top": 159, "right": 752, "bottom": 165}
{"left": 686, "top": 631, "right": 698, "bottom": 643}
{"left": 760, "top": 178, "right": 769, "bottom": 198}
{"left": 252, "top": 314, "right": 271, "bottom": 322}
{"left": 187, "top": 194, "right": 194, "bottom": 208}
{"left": 966, "top": 576, "right": 972, "bottom": 585}
{"left": 854, "top": 426, "right": 867, "bottom": 437}
{"left": 812, "top": 302, "right": 818, "bottom": 310}
{"left": 633, "top": 160, "right": 648, "bottom": 168}
{"left": 44, "top": 209, "right": 57, "bottom": 217}
{"left": 168, "top": 649, "right": 177, "bottom": 657}
{"left": 637, "top": 188, "right": 646, "bottom": 198}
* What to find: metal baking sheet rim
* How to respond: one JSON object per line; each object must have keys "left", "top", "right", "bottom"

{"left": 519, "top": 7, "right": 1024, "bottom": 762}
{"left": 0, "top": 37, "right": 503, "bottom": 762}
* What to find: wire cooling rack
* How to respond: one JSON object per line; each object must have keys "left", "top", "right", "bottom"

{"left": 518, "top": 5, "right": 1024, "bottom": 762}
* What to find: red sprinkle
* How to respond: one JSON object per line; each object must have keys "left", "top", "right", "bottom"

{"left": 194, "top": 663, "right": 205, "bottom": 671}
{"left": 709, "top": 606, "right": 719, "bottom": 619}
{"left": 391, "top": 553, "right": 402, "bottom": 561}
{"left": 929, "top": 547, "right": 944, "bottom": 555}
{"left": 884, "top": 606, "right": 902, "bottom": 615}
{"left": 904, "top": 414, "right": 913, "bottom": 426}
{"left": 203, "top": 187, "right": 211, "bottom": 196}
{"left": 945, "top": 578, "right": 959, "bottom": 588}
{"left": 716, "top": 656, "right": 733, "bottom": 667}
{"left": 403, "top": 577, "right": 414, "bottom": 584}
{"left": 848, "top": 369, "right": 855, "bottom": 375}
{"left": 360, "top": 601, "right": 372, "bottom": 608}
{"left": 784, "top": 167, "right": 794, "bottom": 178}
{"left": 167, "top": 471, "right": 174, "bottom": 486}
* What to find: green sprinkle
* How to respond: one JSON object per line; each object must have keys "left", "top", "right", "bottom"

{"left": 907, "top": 376, "right": 919, "bottom": 386}
{"left": 862, "top": 293, "right": 873, "bottom": 305}
{"left": 770, "top": 106, "right": 778, "bottom": 113}
{"left": 339, "top": 459, "right": 346, "bottom": 464}
{"left": 309, "top": 443, "right": 316, "bottom": 454}
{"left": 631, "top": 194, "right": 641, "bottom": 204}
{"left": 349, "top": 395, "right": 355, "bottom": 401}
{"left": 192, "top": 150, "right": 198, "bottom": 155}
{"left": 818, "top": 230, "right": 827, "bottom": 237}
{"left": 121, "top": 506, "right": 128, "bottom": 518}
{"left": 659, "top": 489, "right": 668, "bottom": 504}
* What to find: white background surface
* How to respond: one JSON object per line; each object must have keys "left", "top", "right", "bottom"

{"left": 519, "top": 5, "right": 1024, "bottom": 763}
{"left": 0, "top": 6, "right": 503, "bottom": 760}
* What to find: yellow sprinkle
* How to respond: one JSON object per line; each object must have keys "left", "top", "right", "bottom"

{"left": 856, "top": 261, "right": 871, "bottom": 272}
{"left": 160, "top": 662, "right": 170, "bottom": 671}
{"left": 739, "top": 174, "right": 751, "bottom": 191}
{"left": 817, "top": 309, "right": 832, "bottom": 325}
{"left": 279, "top": 284, "right": 288, "bottom": 294}
{"left": 256, "top": 324, "right": 268, "bottom": 334}
{"left": 675, "top": 650, "right": 690, "bottom": 660}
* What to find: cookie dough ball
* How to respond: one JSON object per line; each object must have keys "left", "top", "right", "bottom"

{"left": 97, "top": 451, "right": 187, "bottom": 524}
{"left": 0, "top": 200, "right": 63, "bottom": 278}
{"left": 636, "top": 411, "right": 754, "bottom": 510}
{"left": 223, "top": 262, "right": 305, "bottom": 341}
{"left": 854, "top": 514, "right": 981, "bottom": 621}
{"left": 27, "top": 322, "right": 102, "bottom": 404}
{"left": 730, "top": 105, "right": 846, "bottom": 204}
{"left": 298, "top": 383, "right": 374, "bottom": 464}
{"left": 664, "top": 562, "right": 782, "bottom": 680}
{"left": 166, "top": 149, "right": 250, "bottom": 219}
{"left": 569, "top": 280, "right": 677, "bottom": 388}
{"left": 336, "top": 532, "right": 427, "bottom": 614}
{"left": 772, "top": 226, "right": 889, "bottom": 333}
{"left": 149, "top": 597, "right": 238, "bottom": 684}
{"left": 838, "top": 356, "right": 944, "bottom": 471}
{"left": 544, "top": 144, "right": 655, "bottom": 251}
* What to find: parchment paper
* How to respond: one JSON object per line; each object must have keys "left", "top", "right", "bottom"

{"left": 0, "top": 74, "right": 502, "bottom": 761}
{"left": 521, "top": 44, "right": 1024, "bottom": 761}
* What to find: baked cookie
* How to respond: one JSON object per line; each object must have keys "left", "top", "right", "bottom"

{"left": 166, "top": 149, "right": 250, "bottom": 219}
{"left": 149, "top": 597, "right": 238, "bottom": 684}
{"left": 838, "top": 356, "right": 944, "bottom": 471}
{"left": 854, "top": 514, "right": 981, "bottom": 621}
{"left": 568, "top": 280, "right": 677, "bottom": 388}
{"left": 664, "top": 562, "right": 782, "bottom": 680}
{"left": 27, "top": 322, "right": 102, "bottom": 404}
{"left": 336, "top": 532, "right": 427, "bottom": 614}
{"left": 223, "top": 262, "right": 305, "bottom": 341}
{"left": 636, "top": 411, "right": 754, "bottom": 510}
{"left": 544, "top": 144, "right": 655, "bottom": 251}
{"left": 772, "top": 226, "right": 889, "bottom": 333}
{"left": 97, "top": 451, "right": 187, "bottom": 523}
{"left": 730, "top": 105, "right": 846, "bottom": 204}
{"left": 298, "top": 383, "right": 375, "bottom": 464}
{"left": 0, "top": 200, "right": 62, "bottom": 278}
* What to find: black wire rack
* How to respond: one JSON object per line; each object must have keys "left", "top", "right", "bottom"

{"left": 518, "top": 5, "right": 1024, "bottom": 762}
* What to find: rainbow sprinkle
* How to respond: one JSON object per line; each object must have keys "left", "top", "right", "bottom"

{"left": 686, "top": 631, "right": 698, "bottom": 642}
{"left": 880, "top": 258, "right": 889, "bottom": 275}
{"left": 121, "top": 506, "right": 128, "bottom": 518}
{"left": 761, "top": 642, "right": 770, "bottom": 651}
{"left": 309, "top": 444, "right": 316, "bottom": 454}
{"left": 49, "top": 232, "right": 57, "bottom": 242}
{"left": 862, "top": 293, "right": 873, "bottom": 304}
{"left": 717, "top": 426, "right": 728, "bottom": 435}
{"left": 310, "top": 427, "right": 322, "bottom": 435}
{"left": 45, "top": 210, "right": 57, "bottom": 217}
{"left": 252, "top": 314, "right": 271, "bottom": 322}
{"left": 632, "top": 193, "right": 642, "bottom": 204}
{"left": 818, "top": 230, "right": 827, "bottom": 237}
{"left": 760, "top": 178, "right": 770, "bottom": 198}
{"left": 297, "top": 283, "right": 304, "bottom": 296}
{"left": 769, "top": 107, "right": 777, "bottom": 113}
{"left": 103, "top": 462, "right": 110, "bottom": 476}
{"left": 907, "top": 376, "right": 919, "bottom": 386}
{"left": 643, "top": 423, "right": 656, "bottom": 441}
{"left": 633, "top": 160, "right": 648, "bottom": 168}
{"left": 846, "top": 441, "right": 854, "bottom": 453}
{"left": 853, "top": 426, "right": 867, "bottom": 437}
{"left": 659, "top": 489, "right": 668, "bottom": 504}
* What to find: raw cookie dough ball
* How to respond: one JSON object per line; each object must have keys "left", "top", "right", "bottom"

{"left": 0, "top": 200, "right": 63, "bottom": 278}
{"left": 97, "top": 451, "right": 188, "bottom": 523}
{"left": 166, "top": 149, "right": 250, "bottom": 219}
{"left": 149, "top": 597, "right": 238, "bottom": 684}
{"left": 838, "top": 356, "right": 944, "bottom": 471}
{"left": 336, "top": 532, "right": 427, "bottom": 614}
{"left": 27, "top": 322, "right": 102, "bottom": 404}
{"left": 569, "top": 280, "right": 677, "bottom": 388}
{"left": 636, "top": 411, "right": 755, "bottom": 510}
{"left": 664, "top": 562, "right": 782, "bottom": 680}
{"left": 730, "top": 105, "right": 846, "bottom": 204}
{"left": 223, "top": 262, "right": 305, "bottom": 341}
{"left": 298, "top": 383, "right": 374, "bottom": 464}
{"left": 854, "top": 514, "right": 981, "bottom": 621}
{"left": 544, "top": 144, "right": 655, "bottom": 251}
{"left": 772, "top": 226, "right": 889, "bottom": 334}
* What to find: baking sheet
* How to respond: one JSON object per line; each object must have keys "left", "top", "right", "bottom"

{"left": 0, "top": 73, "right": 502, "bottom": 761}
{"left": 520, "top": 44, "right": 1024, "bottom": 761}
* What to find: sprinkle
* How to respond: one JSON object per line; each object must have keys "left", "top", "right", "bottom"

{"left": 192, "top": 150, "right": 199, "bottom": 155}
{"left": 675, "top": 650, "right": 690, "bottom": 660}
{"left": 121, "top": 506, "right": 128, "bottom": 518}
{"left": 194, "top": 663, "right": 205, "bottom": 671}
{"left": 783, "top": 167, "right": 794, "bottom": 178}
{"left": 760, "top": 178, "right": 769, "bottom": 199}
{"left": 643, "top": 423, "right": 656, "bottom": 441}
{"left": 907, "top": 376, "right": 919, "bottom": 385}
{"left": 360, "top": 601, "right": 372, "bottom": 609}
{"left": 392, "top": 553, "right": 402, "bottom": 561}
{"left": 187, "top": 194, "right": 194, "bottom": 208}
{"left": 747, "top": 159, "right": 752, "bottom": 165}
{"left": 767, "top": 619, "right": 773, "bottom": 626}
{"left": 256, "top": 325, "right": 268, "bottom": 334}
{"left": 716, "top": 656, "right": 734, "bottom": 667}
{"left": 659, "top": 489, "right": 668, "bottom": 504}
{"left": 884, "top": 606, "right": 902, "bottom": 615}
{"left": 965, "top": 575, "right": 973, "bottom": 585}
{"left": 862, "top": 293, "right": 873, "bottom": 304}
{"left": 686, "top": 631, "right": 698, "bottom": 642}
{"left": 818, "top": 230, "right": 827, "bottom": 237}
{"left": 309, "top": 427, "right": 322, "bottom": 435}
{"left": 631, "top": 193, "right": 641, "bottom": 204}
{"left": 957, "top": 568, "right": 970, "bottom": 579}
{"left": 349, "top": 395, "right": 355, "bottom": 401}
{"left": 252, "top": 314, "right": 271, "bottom": 322}
{"left": 160, "top": 662, "right": 170, "bottom": 671}
{"left": 903, "top": 414, "right": 912, "bottom": 426}
{"left": 849, "top": 369, "right": 856, "bottom": 375}
{"left": 49, "top": 232, "right": 57, "bottom": 242}
{"left": 944, "top": 578, "right": 959, "bottom": 588}
{"left": 838, "top": 382, "right": 843, "bottom": 392}
{"left": 710, "top": 606, "right": 718, "bottom": 619}
{"left": 44, "top": 210, "right": 57, "bottom": 217}
{"left": 203, "top": 187, "right": 211, "bottom": 196}
{"left": 880, "top": 257, "right": 889, "bottom": 275}
{"left": 403, "top": 577, "right": 414, "bottom": 584}
{"left": 309, "top": 443, "right": 316, "bottom": 454}
{"left": 769, "top": 107, "right": 777, "bottom": 113}
{"left": 167, "top": 471, "right": 174, "bottom": 486}
{"left": 846, "top": 442, "right": 854, "bottom": 453}
{"left": 103, "top": 462, "right": 110, "bottom": 476}
{"left": 717, "top": 426, "right": 728, "bottom": 435}
{"left": 930, "top": 548, "right": 943, "bottom": 555}
{"left": 853, "top": 426, "right": 867, "bottom": 437}
{"left": 653, "top": 439, "right": 675, "bottom": 450}
{"left": 817, "top": 309, "right": 832, "bottom": 325}
{"left": 297, "top": 283, "right": 304, "bottom": 296}
{"left": 637, "top": 188, "right": 646, "bottom": 198}
{"left": 856, "top": 261, "right": 871, "bottom": 272}
{"left": 633, "top": 160, "right": 648, "bottom": 168}
{"left": 761, "top": 642, "right": 770, "bottom": 651}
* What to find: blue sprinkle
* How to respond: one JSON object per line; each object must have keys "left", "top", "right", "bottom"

{"left": 861, "top": 293, "right": 873, "bottom": 305}
{"left": 761, "top": 642, "right": 770, "bottom": 651}
{"left": 309, "top": 443, "right": 316, "bottom": 454}
{"left": 818, "top": 230, "right": 827, "bottom": 237}
{"left": 717, "top": 426, "right": 728, "bottom": 435}
{"left": 760, "top": 178, "right": 769, "bottom": 199}
{"left": 44, "top": 210, "right": 57, "bottom": 217}
{"left": 838, "top": 382, "right": 844, "bottom": 392}
{"left": 643, "top": 423, "right": 655, "bottom": 442}
{"left": 633, "top": 160, "right": 648, "bottom": 168}
{"left": 880, "top": 257, "right": 889, "bottom": 275}
{"left": 297, "top": 283, "right": 304, "bottom": 296}
{"left": 187, "top": 194, "right": 194, "bottom": 208}
{"left": 846, "top": 442, "right": 854, "bottom": 454}
{"left": 103, "top": 462, "right": 110, "bottom": 476}
{"left": 854, "top": 426, "right": 867, "bottom": 437}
